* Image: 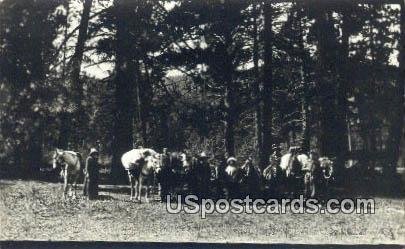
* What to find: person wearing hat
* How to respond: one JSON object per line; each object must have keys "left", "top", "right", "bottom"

{"left": 195, "top": 151, "right": 211, "bottom": 198}
{"left": 241, "top": 157, "right": 261, "bottom": 198}
{"left": 83, "top": 148, "right": 100, "bottom": 200}
{"left": 227, "top": 157, "right": 237, "bottom": 164}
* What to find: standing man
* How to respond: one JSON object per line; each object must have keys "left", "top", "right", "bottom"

{"left": 158, "top": 147, "right": 172, "bottom": 202}
{"left": 83, "top": 148, "right": 100, "bottom": 200}
{"left": 214, "top": 153, "right": 227, "bottom": 198}
{"left": 197, "top": 152, "right": 211, "bottom": 198}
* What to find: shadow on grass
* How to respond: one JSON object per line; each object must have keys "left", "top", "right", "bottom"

{"left": 99, "top": 185, "right": 130, "bottom": 195}
{"left": 95, "top": 194, "right": 117, "bottom": 201}
{"left": 0, "top": 181, "right": 15, "bottom": 187}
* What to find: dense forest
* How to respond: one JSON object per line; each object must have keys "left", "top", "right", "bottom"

{"left": 0, "top": 0, "right": 404, "bottom": 192}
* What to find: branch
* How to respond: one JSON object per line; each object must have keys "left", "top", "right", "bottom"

{"left": 49, "top": 8, "right": 110, "bottom": 68}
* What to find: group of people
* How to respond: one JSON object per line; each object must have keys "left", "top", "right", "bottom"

{"left": 55, "top": 143, "right": 332, "bottom": 201}
{"left": 150, "top": 143, "right": 333, "bottom": 201}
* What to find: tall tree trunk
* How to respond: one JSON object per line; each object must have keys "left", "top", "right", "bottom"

{"left": 297, "top": 5, "right": 311, "bottom": 153}
{"left": 357, "top": 91, "right": 372, "bottom": 171}
{"left": 252, "top": 1, "right": 264, "bottom": 168}
{"left": 142, "top": 61, "right": 152, "bottom": 145}
{"left": 58, "top": 112, "right": 71, "bottom": 149}
{"left": 111, "top": 1, "right": 136, "bottom": 183}
{"left": 135, "top": 61, "right": 152, "bottom": 147}
{"left": 27, "top": 120, "right": 43, "bottom": 178}
{"left": 159, "top": 107, "right": 170, "bottom": 149}
{"left": 23, "top": 12, "right": 47, "bottom": 176}
{"left": 61, "top": 0, "right": 70, "bottom": 81}
{"left": 384, "top": 0, "right": 404, "bottom": 184}
{"left": 224, "top": 83, "right": 236, "bottom": 158}
{"left": 366, "top": 8, "right": 378, "bottom": 173}
{"left": 223, "top": 48, "right": 236, "bottom": 158}
{"left": 261, "top": 2, "right": 273, "bottom": 169}
{"left": 222, "top": 1, "right": 237, "bottom": 158}
{"left": 334, "top": 7, "right": 350, "bottom": 182}
{"left": 70, "top": 0, "right": 93, "bottom": 147}
{"left": 135, "top": 62, "right": 146, "bottom": 147}
{"left": 314, "top": 10, "right": 339, "bottom": 159}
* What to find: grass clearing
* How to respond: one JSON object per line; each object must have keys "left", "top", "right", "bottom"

{"left": 0, "top": 179, "right": 404, "bottom": 244}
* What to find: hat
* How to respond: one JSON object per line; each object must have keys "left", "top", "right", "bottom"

{"left": 89, "top": 148, "right": 98, "bottom": 155}
{"left": 200, "top": 151, "right": 208, "bottom": 158}
{"left": 227, "top": 157, "right": 237, "bottom": 164}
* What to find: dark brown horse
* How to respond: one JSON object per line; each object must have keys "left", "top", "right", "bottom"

{"left": 156, "top": 152, "right": 186, "bottom": 201}
{"left": 52, "top": 149, "right": 83, "bottom": 199}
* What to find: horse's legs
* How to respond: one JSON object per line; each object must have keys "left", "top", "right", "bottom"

{"left": 72, "top": 174, "right": 80, "bottom": 199}
{"left": 83, "top": 175, "right": 88, "bottom": 196}
{"left": 128, "top": 173, "right": 134, "bottom": 201}
{"left": 63, "top": 171, "right": 69, "bottom": 199}
{"left": 72, "top": 182, "right": 77, "bottom": 199}
{"left": 136, "top": 176, "right": 142, "bottom": 202}
{"left": 145, "top": 184, "right": 150, "bottom": 203}
{"left": 158, "top": 182, "right": 162, "bottom": 200}
{"left": 134, "top": 178, "right": 139, "bottom": 200}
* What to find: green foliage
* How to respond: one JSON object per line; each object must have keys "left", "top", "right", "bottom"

{"left": 0, "top": 0, "right": 402, "bottom": 181}
{"left": 0, "top": 0, "right": 66, "bottom": 172}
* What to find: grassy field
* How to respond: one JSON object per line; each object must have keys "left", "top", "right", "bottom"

{"left": 0, "top": 179, "right": 404, "bottom": 244}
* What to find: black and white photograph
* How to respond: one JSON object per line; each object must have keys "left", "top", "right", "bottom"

{"left": 0, "top": 0, "right": 404, "bottom": 247}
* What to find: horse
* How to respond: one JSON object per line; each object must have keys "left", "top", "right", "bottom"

{"left": 52, "top": 149, "right": 83, "bottom": 199}
{"left": 156, "top": 152, "right": 187, "bottom": 201}
{"left": 121, "top": 148, "right": 158, "bottom": 201}
{"left": 279, "top": 151, "right": 312, "bottom": 197}
{"left": 137, "top": 153, "right": 163, "bottom": 203}
{"left": 300, "top": 155, "right": 335, "bottom": 199}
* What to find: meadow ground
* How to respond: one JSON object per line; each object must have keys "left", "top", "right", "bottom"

{"left": 0, "top": 179, "right": 404, "bottom": 244}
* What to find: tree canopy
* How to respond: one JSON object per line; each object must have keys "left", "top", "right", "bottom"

{"left": 0, "top": 0, "right": 403, "bottom": 190}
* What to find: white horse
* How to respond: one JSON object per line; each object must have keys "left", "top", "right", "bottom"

{"left": 121, "top": 148, "right": 158, "bottom": 201}
{"left": 52, "top": 149, "right": 83, "bottom": 199}
{"left": 280, "top": 153, "right": 310, "bottom": 177}
{"left": 279, "top": 151, "right": 318, "bottom": 197}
